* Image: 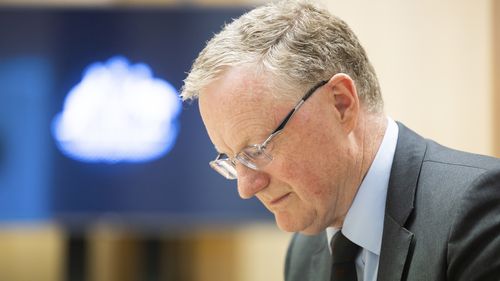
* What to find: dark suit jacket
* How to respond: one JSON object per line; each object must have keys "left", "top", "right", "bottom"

{"left": 285, "top": 123, "right": 500, "bottom": 281}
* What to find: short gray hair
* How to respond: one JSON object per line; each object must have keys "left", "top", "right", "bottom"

{"left": 181, "top": 0, "right": 383, "bottom": 112}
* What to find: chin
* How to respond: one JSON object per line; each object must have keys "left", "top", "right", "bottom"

{"left": 274, "top": 213, "right": 324, "bottom": 235}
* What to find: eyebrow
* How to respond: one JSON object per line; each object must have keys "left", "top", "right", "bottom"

{"left": 214, "top": 145, "right": 224, "bottom": 155}
{"left": 214, "top": 142, "right": 236, "bottom": 158}
{"left": 213, "top": 134, "right": 235, "bottom": 157}
{"left": 212, "top": 102, "right": 282, "bottom": 158}
{"left": 214, "top": 134, "right": 253, "bottom": 158}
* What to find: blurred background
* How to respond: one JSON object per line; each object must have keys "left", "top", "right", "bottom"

{"left": 0, "top": 0, "right": 499, "bottom": 280}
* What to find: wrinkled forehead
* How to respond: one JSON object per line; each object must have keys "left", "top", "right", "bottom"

{"left": 199, "top": 66, "right": 281, "bottom": 117}
{"left": 198, "top": 67, "right": 285, "bottom": 153}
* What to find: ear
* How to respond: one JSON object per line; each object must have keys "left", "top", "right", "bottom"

{"left": 327, "top": 73, "right": 359, "bottom": 133}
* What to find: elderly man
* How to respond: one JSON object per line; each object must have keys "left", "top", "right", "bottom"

{"left": 181, "top": 1, "right": 500, "bottom": 280}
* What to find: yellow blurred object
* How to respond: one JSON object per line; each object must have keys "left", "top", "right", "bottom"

{"left": 88, "top": 226, "right": 142, "bottom": 281}
{"left": 0, "top": 223, "right": 64, "bottom": 281}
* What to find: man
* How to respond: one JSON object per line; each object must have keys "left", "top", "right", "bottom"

{"left": 181, "top": 1, "right": 500, "bottom": 280}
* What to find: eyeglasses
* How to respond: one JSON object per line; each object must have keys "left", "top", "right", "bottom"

{"left": 209, "top": 80, "right": 328, "bottom": 180}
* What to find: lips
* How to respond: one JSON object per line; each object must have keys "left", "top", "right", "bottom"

{"left": 270, "top": 192, "right": 291, "bottom": 205}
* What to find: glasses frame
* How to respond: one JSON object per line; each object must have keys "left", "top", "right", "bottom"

{"left": 209, "top": 80, "right": 329, "bottom": 180}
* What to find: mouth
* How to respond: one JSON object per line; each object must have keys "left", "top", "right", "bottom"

{"left": 270, "top": 192, "right": 291, "bottom": 206}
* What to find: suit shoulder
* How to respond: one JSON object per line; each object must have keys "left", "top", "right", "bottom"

{"left": 417, "top": 140, "right": 500, "bottom": 204}
{"left": 423, "top": 140, "right": 500, "bottom": 171}
{"left": 446, "top": 168, "right": 500, "bottom": 280}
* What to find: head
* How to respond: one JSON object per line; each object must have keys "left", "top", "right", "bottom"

{"left": 181, "top": 0, "right": 385, "bottom": 234}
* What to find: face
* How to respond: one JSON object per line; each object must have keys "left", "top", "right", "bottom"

{"left": 199, "top": 66, "right": 360, "bottom": 235}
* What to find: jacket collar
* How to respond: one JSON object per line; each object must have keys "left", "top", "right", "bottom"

{"left": 377, "top": 122, "right": 427, "bottom": 281}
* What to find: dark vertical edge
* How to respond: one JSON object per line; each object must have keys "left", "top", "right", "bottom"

{"left": 66, "top": 233, "right": 87, "bottom": 281}
{"left": 142, "top": 237, "right": 161, "bottom": 281}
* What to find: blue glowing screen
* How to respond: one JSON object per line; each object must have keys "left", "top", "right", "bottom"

{"left": 52, "top": 56, "right": 181, "bottom": 163}
{"left": 0, "top": 7, "right": 272, "bottom": 226}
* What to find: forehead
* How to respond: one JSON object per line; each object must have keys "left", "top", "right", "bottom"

{"left": 201, "top": 67, "right": 271, "bottom": 109}
{"left": 198, "top": 67, "right": 284, "bottom": 154}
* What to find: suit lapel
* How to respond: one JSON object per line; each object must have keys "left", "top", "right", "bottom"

{"left": 377, "top": 123, "right": 427, "bottom": 281}
{"left": 378, "top": 213, "right": 415, "bottom": 280}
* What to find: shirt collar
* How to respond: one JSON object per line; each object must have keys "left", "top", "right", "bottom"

{"left": 327, "top": 117, "right": 399, "bottom": 255}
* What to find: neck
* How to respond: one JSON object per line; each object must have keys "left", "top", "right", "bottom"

{"left": 356, "top": 111, "right": 388, "bottom": 186}
{"left": 330, "top": 111, "right": 387, "bottom": 229}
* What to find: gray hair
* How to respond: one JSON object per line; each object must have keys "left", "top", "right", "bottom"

{"left": 181, "top": 0, "right": 383, "bottom": 112}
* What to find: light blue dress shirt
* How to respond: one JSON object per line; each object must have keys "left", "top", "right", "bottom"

{"left": 326, "top": 117, "right": 399, "bottom": 281}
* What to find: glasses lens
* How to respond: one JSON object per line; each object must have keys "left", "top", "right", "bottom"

{"left": 236, "top": 145, "right": 273, "bottom": 170}
{"left": 209, "top": 158, "right": 237, "bottom": 180}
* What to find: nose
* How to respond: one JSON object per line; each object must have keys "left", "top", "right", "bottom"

{"left": 236, "top": 164, "right": 270, "bottom": 199}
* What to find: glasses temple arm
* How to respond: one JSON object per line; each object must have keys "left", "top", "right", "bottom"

{"left": 261, "top": 80, "right": 328, "bottom": 148}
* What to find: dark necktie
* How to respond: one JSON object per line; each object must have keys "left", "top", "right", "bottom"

{"left": 330, "top": 231, "right": 360, "bottom": 281}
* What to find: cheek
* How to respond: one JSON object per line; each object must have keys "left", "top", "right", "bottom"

{"left": 269, "top": 125, "right": 343, "bottom": 200}
{"left": 275, "top": 153, "right": 333, "bottom": 201}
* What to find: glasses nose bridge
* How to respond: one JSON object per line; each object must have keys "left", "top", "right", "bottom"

{"left": 233, "top": 154, "right": 257, "bottom": 173}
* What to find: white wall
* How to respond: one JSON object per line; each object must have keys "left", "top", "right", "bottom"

{"left": 320, "top": 0, "right": 493, "bottom": 155}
